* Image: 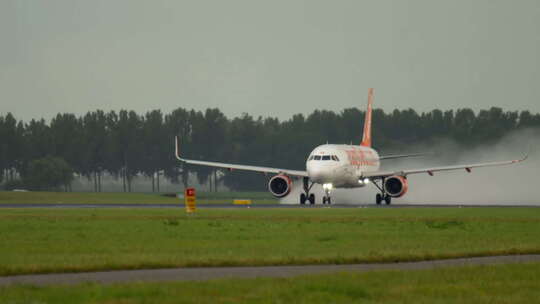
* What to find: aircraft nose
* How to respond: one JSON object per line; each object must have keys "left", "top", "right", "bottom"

{"left": 307, "top": 165, "right": 332, "bottom": 183}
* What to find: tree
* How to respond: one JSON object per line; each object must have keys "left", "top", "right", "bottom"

{"left": 1, "top": 103, "right": 539, "bottom": 192}
{"left": 453, "top": 108, "right": 476, "bottom": 145}
{"left": 81, "top": 111, "right": 108, "bottom": 192}
{"left": 111, "top": 110, "right": 144, "bottom": 192}
{"left": 20, "top": 119, "right": 52, "bottom": 177}
{"left": 221, "top": 113, "right": 261, "bottom": 190}
{"left": 49, "top": 113, "right": 83, "bottom": 190}
{"left": 22, "top": 156, "right": 74, "bottom": 191}
{"left": 190, "top": 109, "right": 229, "bottom": 189}
{"left": 164, "top": 107, "right": 192, "bottom": 188}
{"left": 0, "top": 114, "right": 4, "bottom": 183}
{"left": 141, "top": 110, "right": 168, "bottom": 192}
{"left": 1, "top": 113, "right": 24, "bottom": 182}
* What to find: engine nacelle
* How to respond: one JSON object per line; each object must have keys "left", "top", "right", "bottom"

{"left": 268, "top": 174, "right": 292, "bottom": 198}
{"left": 383, "top": 175, "right": 409, "bottom": 198}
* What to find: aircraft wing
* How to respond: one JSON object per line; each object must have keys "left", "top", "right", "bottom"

{"left": 378, "top": 152, "right": 431, "bottom": 160}
{"left": 175, "top": 137, "right": 308, "bottom": 177}
{"left": 362, "top": 154, "right": 528, "bottom": 179}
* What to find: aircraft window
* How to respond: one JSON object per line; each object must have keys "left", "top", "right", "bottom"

{"left": 314, "top": 156, "right": 321, "bottom": 160}
{"left": 322, "top": 155, "right": 331, "bottom": 160}
{"left": 331, "top": 155, "right": 339, "bottom": 161}
{"left": 335, "top": 156, "right": 340, "bottom": 161}
{"left": 308, "top": 156, "right": 314, "bottom": 161}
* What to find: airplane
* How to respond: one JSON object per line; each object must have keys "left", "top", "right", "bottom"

{"left": 175, "top": 88, "right": 528, "bottom": 205}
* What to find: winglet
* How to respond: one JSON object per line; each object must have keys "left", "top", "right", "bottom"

{"left": 360, "top": 88, "right": 373, "bottom": 147}
{"left": 512, "top": 144, "right": 530, "bottom": 163}
{"left": 175, "top": 136, "right": 183, "bottom": 161}
{"left": 520, "top": 145, "right": 530, "bottom": 162}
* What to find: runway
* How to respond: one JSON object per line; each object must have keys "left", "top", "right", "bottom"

{"left": 1, "top": 254, "right": 539, "bottom": 286}
{"left": 0, "top": 203, "right": 539, "bottom": 208}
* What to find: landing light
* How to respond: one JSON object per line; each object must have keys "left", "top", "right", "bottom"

{"left": 359, "top": 178, "right": 370, "bottom": 185}
{"left": 323, "top": 183, "right": 333, "bottom": 190}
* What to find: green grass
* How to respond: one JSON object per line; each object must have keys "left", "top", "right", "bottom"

{"left": 2, "top": 262, "right": 540, "bottom": 303}
{"left": 0, "top": 191, "right": 278, "bottom": 205}
{"left": 196, "top": 191, "right": 275, "bottom": 200}
{"left": 1, "top": 207, "right": 540, "bottom": 276}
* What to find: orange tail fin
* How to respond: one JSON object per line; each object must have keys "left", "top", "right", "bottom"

{"left": 360, "top": 88, "right": 373, "bottom": 147}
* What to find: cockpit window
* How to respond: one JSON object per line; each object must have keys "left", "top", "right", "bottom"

{"left": 312, "top": 155, "right": 340, "bottom": 161}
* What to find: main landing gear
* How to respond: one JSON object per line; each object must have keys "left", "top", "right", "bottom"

{"left": 300, "top": 177, "right": 315, "bottom": 205}
{"left": 372, "top": 178, "right": 392, "bottom": 205}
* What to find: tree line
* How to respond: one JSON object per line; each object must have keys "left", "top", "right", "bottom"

{"left": 1, "top": 106, "right": 539, "bottom": 191}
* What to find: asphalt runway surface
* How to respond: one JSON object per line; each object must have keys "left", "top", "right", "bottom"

{"left": 1, "top": 203, "right": 539, "bottom": 208}
{"left": 1, "top": 255, "right": 539, "bottom": 286}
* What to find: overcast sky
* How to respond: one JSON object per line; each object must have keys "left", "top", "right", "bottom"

{"left": 1, "top": 0, "right": 539, "bottom": 121}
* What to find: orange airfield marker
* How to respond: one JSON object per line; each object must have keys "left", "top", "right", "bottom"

{"left": 184, "top": 188, "right": 196, "bottom": 214}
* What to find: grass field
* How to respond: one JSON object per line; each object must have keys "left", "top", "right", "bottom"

{"left": 0, "top": 191, "right": 278, "bottom": 205}
{"left": 2, "top": 262, "right": 540, "bottom": 303}
{"left": 1, "top": 207, "right": 539, "bottom": 276}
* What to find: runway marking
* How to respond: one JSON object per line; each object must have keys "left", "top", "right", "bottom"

{"left": 1, "top": 255, "right": 539, "bottom": 286}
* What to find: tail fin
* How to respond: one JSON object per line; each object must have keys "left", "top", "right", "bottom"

{"left": 360, "top": 88, "right": 374, "bottom": 147}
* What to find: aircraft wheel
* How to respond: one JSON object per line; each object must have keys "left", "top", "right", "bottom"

{"left": 300, "top": 193, "right": 306, "bottom": 205}
{"left": 384, "top": 195, "right": 392, "bottom": 205}
{"left": 308, "top": 194, "right": 315, "bottom": 205}
{"left": 322, "top": 197, "right": 327, "bottom": 204}
{"left": 376, "top": 193, "right": 382, "bottom": 205}
{"left": 327, "top": 197, "right": 332, "bottom": 205}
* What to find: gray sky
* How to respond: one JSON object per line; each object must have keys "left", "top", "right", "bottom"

{"left": 1, "top": 0, "right": 539, "bottom": 121}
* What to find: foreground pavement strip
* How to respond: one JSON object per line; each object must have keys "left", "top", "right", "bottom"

{"left": 1, "top": 255, "right": 539, "bottom": 286}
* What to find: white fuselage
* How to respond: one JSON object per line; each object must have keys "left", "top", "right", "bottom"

{"left": 306, "top": 144, "right": 380, "bottom": 188}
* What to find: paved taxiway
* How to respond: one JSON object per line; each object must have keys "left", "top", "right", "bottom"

{"left": 1, "top": 255, "right": 539, "bottom": 286}
{"left": 0, "top": 203, "right": 539, "bottom": 208}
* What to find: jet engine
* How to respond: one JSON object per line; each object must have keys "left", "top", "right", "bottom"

{"left": 268, "top": 174, "right": 292, "bottom": 198}
{"left": 383, "top": 175, "right": 409, "bottom": 198}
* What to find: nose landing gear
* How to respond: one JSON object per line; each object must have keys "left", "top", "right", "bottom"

{"left": 300, "top": 177, "right": 315, "bottom": 205}
{"left": 322, "top": 196, "right": 332, "bottom": 204}
{"left": 322, "top": 183, "right": 333, "bottom": 205}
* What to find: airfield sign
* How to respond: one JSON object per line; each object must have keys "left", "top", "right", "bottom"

{"left": 185, "top": 188, "right": 196, "bottom": 213}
